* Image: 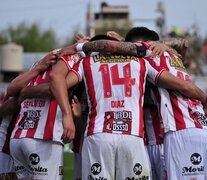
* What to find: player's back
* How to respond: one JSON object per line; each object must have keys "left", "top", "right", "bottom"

{"left": 75, "top": 52, "right": 158, "bottom": 137}
{"left": 148, "top": 51, "right": 207, "bottom": 132}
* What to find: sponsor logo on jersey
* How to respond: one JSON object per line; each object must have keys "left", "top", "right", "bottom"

{"left": 87, "top": 163, "right": 107, "bottom": 180}
{"left": 91, "top": 163, "right": 102, "bottom": 175}
{"left": 126, "top": 164, "right": 150, "bottom": 180}
{"left": 28, "top": 153, "right": 48, "bottom": 176}
{"left": 103, "top": 111, "right": 132, "bottom": 133}
{"left": 87, "top": 175, "right": 107, "bottom": 180}
{"left": 93, "top": 54, "right": 137, "bottom": 63}
{"left": 167, "top": 55, "right": 187, "bottom": 72}
{"left": 29, "top": 153, "right": 40, "bottom": 165}
{"left": 15, "top": 165, "right": 25, "bottom": 172}
{"left": 23, "top": 99, "right": 46, "bottom": 108}
{"left": 19, "top": 120, "right": 36, "bottom": 129}
{"left": 133, "top": 163, "right": 142, "bottom": 175}
{"left": 188, "top": 107, "right": 207, "bottom": 126}
{"left": 19, "top": 110, "right": 41, "bottom": 130}
{"left": 182, "top": 153, "right": 204, "bottom": 176}
{"left": 125, "top": 176, "right": 149, "bottom": 180}
{"left": 191, "top": 153, "right": 202, "bottom": 165}
{"left": 26, "top": 110, "right": 41, "bottom": 121}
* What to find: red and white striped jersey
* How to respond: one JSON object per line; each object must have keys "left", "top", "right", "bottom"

{"left": 146, "top": 51, "right": 207, "bottom": 133}
{"left": 60, "top": 54, "right": 80, "bottom": 71}
{"left": 11, "top": 54, "right": 80, "bottom": 143}
{"left": 143, "top": 105, "right": 164, "bottom": 145}
{"left": 0, "top": 95, "right": 18, "bottom": 154}
{"left": 72, "top": 53, "right": 164, "bottom": 137}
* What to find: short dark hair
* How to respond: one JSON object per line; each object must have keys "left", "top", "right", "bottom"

{"left": 125, "top": 27, "right": 159, "bottom": 42}
{"left": 90, "top": 34, "right": 118, "bottom": 41}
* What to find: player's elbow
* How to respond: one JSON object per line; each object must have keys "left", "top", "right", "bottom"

{"left": 6, "top": 84, "right": 17, "bottom": 97}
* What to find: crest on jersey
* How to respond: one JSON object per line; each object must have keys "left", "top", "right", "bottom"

{"left": 166, "top": 55, "right": 187, "bottom": 72}
{"left": 92, "top": 54, "right": 137, "bottom": 63}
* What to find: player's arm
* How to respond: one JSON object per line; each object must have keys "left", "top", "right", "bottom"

{"left": 49, "top": 59, "right": 81, "bottom": 142}
{"left": 49, "top": 60, "right": 72, "bottom": 115}
{"left": 18, "top": 83, "right": 52, "bottom": 103}
{"left": 149, "top": 38, "right": 189, "bottom": 60}
{"left": 0, "top": 97, "right": 19, "bottom": 117}
{"left": 107, "top": 31, "right": 188, "bottom": 58}
{"left": 56, "top": 41, "right": 139, "bottom": 58}
{"left": 7, "top": 52, "right": 57, "bottom": 96}
{"left": 162, "top": 38, "right": 189, "bottom": 58}
{"left": 57, "top": 40, "right": 183, "bottom": 60}
{"left": 157, "top": 71, "right": 206, "bottom": 103}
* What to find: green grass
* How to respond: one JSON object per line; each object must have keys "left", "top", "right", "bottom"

{"left": 64, "top": 152, "right": 74, "bottom": 180}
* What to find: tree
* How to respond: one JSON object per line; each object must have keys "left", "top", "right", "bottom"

{"left": 1, "top": 22, "right": 58, "bottom": 52}
{"left": 0, "top": 32, "right": 7, "bottom": 44}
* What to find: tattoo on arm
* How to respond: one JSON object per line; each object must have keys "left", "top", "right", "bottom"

{"left": 162, "top": 38, "right": 189, "bottom": 51}
{"left": 82, "top": 40, "right": 138, "bottom": 56}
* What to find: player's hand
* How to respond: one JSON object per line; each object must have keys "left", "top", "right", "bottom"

{"left": 148, "top": 42, "right": 168, "bottom": 56}
{"left": 62, "top": 113, "right": 75, "bottom": 143}
{"left": 71, "top": 95, "right": 82, "bottom": 118}
{"left": 55, "top": 44, "right": 77, "bottom": 58}
{"left": 73, "top": 33, "right": 90, "bottom": 43}
{"left": 106, "top": 31, "right": 124, "bottom": 41}
{"left": 34, "top": 52, "right": 58, "bottom": 72}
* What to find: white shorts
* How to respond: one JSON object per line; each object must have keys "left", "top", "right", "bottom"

{"left": 164, "top": 128, "right": 207, "bottom": 180}
{"left": 146, "top": 144, "right": 166, "bottom": 180}
{"left": 10, "top": 138, "right": 63, "bottom": 180}
{"left": 82, "top": 133, "right": 151, "bottom": 180}
{"left": 0, "top": 152, "right": 14, "bottom": 173}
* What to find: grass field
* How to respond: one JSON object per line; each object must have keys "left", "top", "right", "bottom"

{"left": 64, "top": 152, "right": 74, "bottom": 180}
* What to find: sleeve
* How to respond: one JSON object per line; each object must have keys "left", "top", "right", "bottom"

{"left": 71, "top": 59, "right": 84, "bottom": 82}
{"left": 59, "top": 54, "right": 80, "bottom": 72}
{"left": 145, "top": 60, "right": 166, "bottom": 85}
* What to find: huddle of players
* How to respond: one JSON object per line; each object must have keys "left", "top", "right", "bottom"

{"left": 0, "top": 26, "right": 207, "bottom": 180}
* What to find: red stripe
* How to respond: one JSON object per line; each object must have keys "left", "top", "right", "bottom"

{"left": 150, "top": 106, "right": 163, "bottom": 144}
{"left": 82, "top": 57, "right": 97, "bottom": 136}
{"left": 71, "top": 60, "right": 82, "bottom": 82}
{"left": 155, "top": 69, "right": 166, "bottom": 85}
{"left": 169, "top": 92, "right": 186, "bottom": 130}
{"left": 194, "top": 121, "right": 203, "bottom": 129}
{"left": 160, "top": 54, "right": 169, "bottom": 71}
{"left": 138, "top": 58, "right": 146, "bottom": 137}
{"left": 43, "top": 99, "right": 58, "bottom": 140}
{"left": 60, "top": 58, "right": 71, "bottom": 72}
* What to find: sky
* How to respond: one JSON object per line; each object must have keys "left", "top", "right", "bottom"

{"left": 0, "top": 0, "right": 207, "bottom": 41}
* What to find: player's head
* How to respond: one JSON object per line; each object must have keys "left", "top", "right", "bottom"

{"left": 90, "top": 34, "right": 119, "bottom": 41}
{"left": 125, "top": 27, "right": 159, "bottom": 42}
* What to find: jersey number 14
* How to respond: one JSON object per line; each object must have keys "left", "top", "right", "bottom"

{"left": 99, "top": 63, "right": 135, "bottom": 98}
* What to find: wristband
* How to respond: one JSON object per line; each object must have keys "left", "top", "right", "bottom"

{"left": 77, "top": 51, "right": 86, "bottom": 58}
{"left": 135, "top": 45, "right": 147, "bottom": 57}
{"left": 76, "top": 43, "right": 85, "bottom": 52}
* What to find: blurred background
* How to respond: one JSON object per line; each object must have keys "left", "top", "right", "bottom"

{"left": 1, "top": 0, "right": 207, "bottom": 106}
{"left": 1, "top": 0, "right": 207, "bottom": 118}
{"left": 0, "top": 0, "right": 207, "bottom": 178}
